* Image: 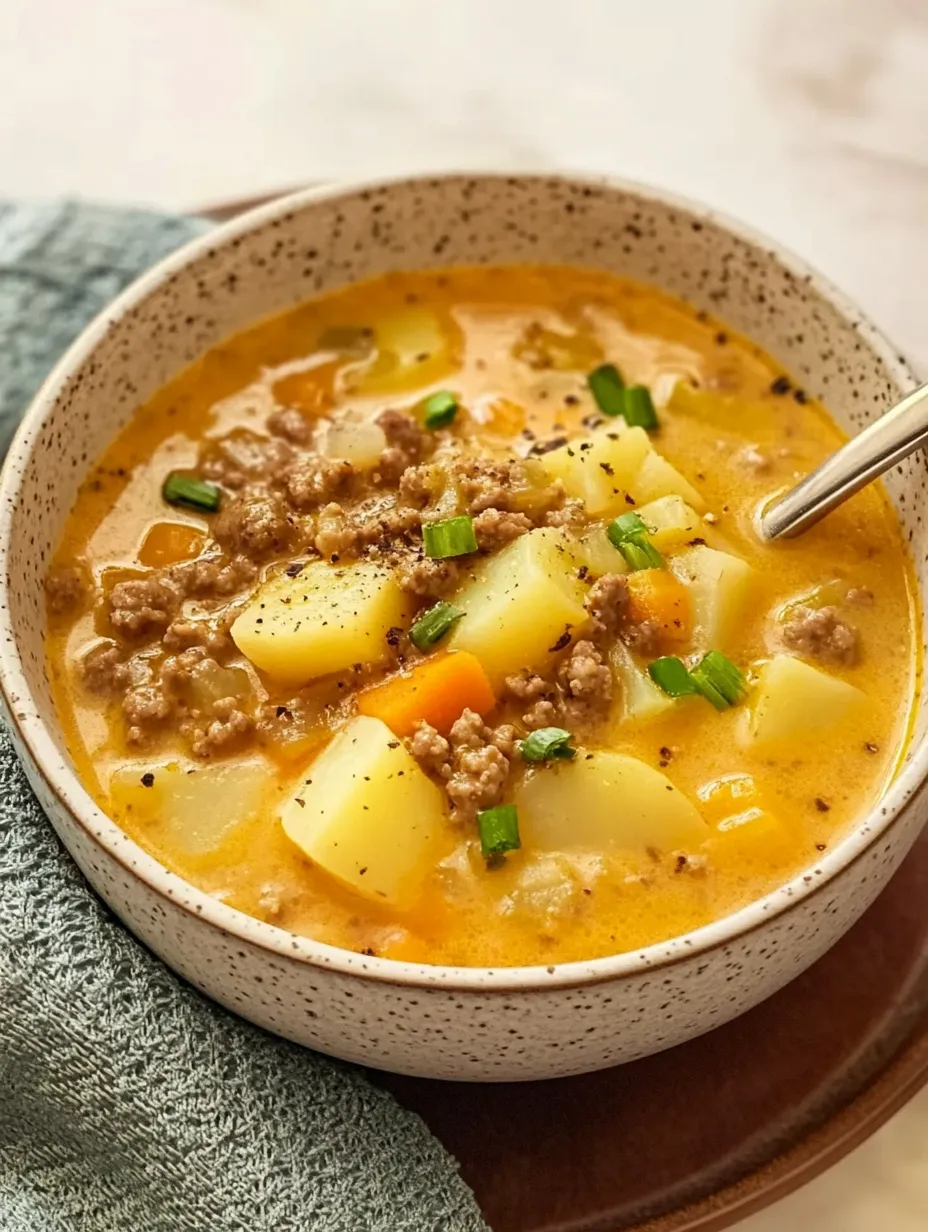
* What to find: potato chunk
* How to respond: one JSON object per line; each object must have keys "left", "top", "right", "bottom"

{"left": 515, "top": 751, "right": 707, "bottom": 853}
{"left": 610, "top": 641, "right": 676, "bottom": 725}
{"left": 231, "top": 561, "right": 411, "bottom": 687}
{"left": 635, "top": 495, "right": 701, "bottom": 551}
{"left": 631, "top": 451, "right": 706, "bottom": 511}
{"left": 447, "top": 528, "right": 589, "bottom": 685}
{"left": 743, "top": 654, "right": 867, "bottom": 749}
{"left": 670, "top": 544, "right": 753, "bottom": 651}
{"left": 109, "top": 757, "right": 274, "bottom": 856}
{"left": 280, "top": 715, "right": 447, "bottom": 908}
{"left": 539, "top": 426, "right": 652, "bottom": 515}
{"left": 574, "top": 523, "right": 629, "bottom": 578}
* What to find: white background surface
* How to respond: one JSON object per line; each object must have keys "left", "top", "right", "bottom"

{"left": 3, "top": 0, "right": 928, "bottom": 1226}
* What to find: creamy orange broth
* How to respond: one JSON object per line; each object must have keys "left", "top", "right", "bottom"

{"left": 46, "top": 266, "right": 917, "bottom": 967}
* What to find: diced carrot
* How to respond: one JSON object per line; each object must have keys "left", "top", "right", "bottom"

{"left": 138, "top": 520, "right": 206, "bottom": 567}
{"left": 357, "top": 651, "right": 495, "bottom": 737}
{"left": 626, "top": 569, "right": 692, "bottom": 643}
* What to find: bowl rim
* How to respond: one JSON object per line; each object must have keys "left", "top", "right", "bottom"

{"left": 0, "top": 169, "right": 922, "bottom": 994}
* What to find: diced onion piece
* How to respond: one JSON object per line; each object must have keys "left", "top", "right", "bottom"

{"left": 323, "top": 419, "right": 387, "bottom": 469}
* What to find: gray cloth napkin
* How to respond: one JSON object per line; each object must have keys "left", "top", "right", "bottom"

{"left": 0, "top": 201, "right": 489, "bottom": 1232}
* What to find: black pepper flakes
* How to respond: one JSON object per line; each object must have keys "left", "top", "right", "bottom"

{"left": 794, "top": 388, "right": 808, "bottom": 405}
{"left": 814, "top": 797, "right": 831, "bottom": 813}
{"left": 140, "top": 772, "right": 155, "bottom": 788}
{"left": 285, "top": 561, "right": 306, "bottom": 578}
{"left": 770, "top": 375, "right": 791, "bottom": 396}
{"left": 548, "top": 630, "right": 573, "bottom": 653}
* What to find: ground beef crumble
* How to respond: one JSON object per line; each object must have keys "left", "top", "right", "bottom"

{"left": 108, "top": 576, "right": 182, "bottom": 639}
{"left": 80, "top": 640, "right": 129, "bottom": 692}
{"left": 46, "top": 564, "right": 88, "bottom": 614}
{"left": 267, "top": 406, "right": 312, "bottom": 444}
{"left": 504, "top": 669, "right": 561, "bottom": 730}
{"left": 557, "top": 640, "right": 613, "bottom": 722}
{"left": 781, "top": 605, "right": 859, "bottom": 666}
{"left": 375, "top": 409, "right": 431, "bottom": 483}
{"left": 408, "top": 709, "right": 518, "bottom": 825}
{"left": 472, "top": 508, "right": 533, "bottom": 551}
{"left": 586, "top": 573, "right": 629, "bottom": 639}
{"left": 283, "top": 455, "right": 353, "bottom": 510}
{"left": 213, "top": 493, "right": 296, "bottom": 559}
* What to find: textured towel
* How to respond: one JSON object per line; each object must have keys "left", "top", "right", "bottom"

{"left": 0, "top": 202, "right": 488, "bottom": 1232}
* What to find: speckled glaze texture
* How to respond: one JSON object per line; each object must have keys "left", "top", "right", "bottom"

{"left": 1, "top": 174, "right": 925, "bottom": 1082}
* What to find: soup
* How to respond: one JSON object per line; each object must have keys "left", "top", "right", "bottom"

{"left": 45, "top": 265, "right": 917, "bottom": 968}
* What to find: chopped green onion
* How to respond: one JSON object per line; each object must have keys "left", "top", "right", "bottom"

{"left": 622, "top": 385, "right": 659, "bottom": 430}
{"left": 409, "top": 600, "right": 464, "bottom": 650}
{"left": 422, "top": 390, "right": 458, "bottom": 429}
{"left": 606, "top": 511, "right": 649, "bottom": 545}
{"left": 648, "top": 657, "right": 700, "bottom": 698}
{"left": 478, "top": 804, "right": 521, "bottom": 858}
{"left": 520, "top": 727, "right": 577, "bottom": 762}
{"left": 422, "top": 516, "right": 478, "bottom": 559}
{"left": 690, "top": 651, "right": 747, "bottom": 711}
{"left": 587, "top": 363, "right": 626, "bottom": 416}
{"left": 618, "top": 539, "right": 665, "bottom": 570}
{"left": 606, "top": 510, "right": 664, "bottom": 570}
{"left": 162, "top": 472, "right": 221, "bottom": 513}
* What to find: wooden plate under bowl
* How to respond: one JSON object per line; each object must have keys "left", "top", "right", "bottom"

{"left": 204, "top": 191, "right": 928, "bottom": 1232}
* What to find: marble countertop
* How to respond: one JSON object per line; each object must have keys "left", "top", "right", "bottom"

{"left": 3, "top": 0, "right": 928, "bottom": 1225}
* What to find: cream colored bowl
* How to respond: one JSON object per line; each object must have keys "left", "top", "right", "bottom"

{"left": 1, "top": 174, "right": 924, "bottom": 1082}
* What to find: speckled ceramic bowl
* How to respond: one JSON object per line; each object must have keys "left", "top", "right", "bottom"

{"left": 0, "top": 174, "right": 924, "bottom": 1081}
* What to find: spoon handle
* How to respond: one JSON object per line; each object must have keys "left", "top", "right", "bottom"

{"left": 759, "top": 382, "right": 928, "bottom": 541}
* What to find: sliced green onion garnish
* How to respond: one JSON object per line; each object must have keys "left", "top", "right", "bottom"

{"left": 606, "top": 510, "right": 664, "bottom": 570}
{"left": 622, "top": 385, "right": 659, "bottom": 430}
{"left": 618, "top": 539, "right": 665, "bottom": 570}
{"left": 478, "top": 804, "right": 521, "bottom": 858}
{"left": 690, "top": 651, "right": 747, "bottom": 711}
{"left": 162, "top": 472, "right": 221, "bottom": 513}
{"left": 409, "top": 600, "right": 464, "bottom": 650}
{"left": 606, "top": 511, "right": 650, "bottom": 546}
{"left": 648, "top": 657, "right": 700, "bottom": 698}
{"left": 520, "top": 727, "right": 577, "bottom": 762}
{"left": 422, "top": 515, "right": 478, "bottom": 559}
{"left": 587, "top": 363, "right": 626, "bottom": 416}
{"left": 422, "top": 390, "right": 458, "bottom": 430}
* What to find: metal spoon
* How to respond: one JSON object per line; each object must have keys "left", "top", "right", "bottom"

{"left": 758, "top": 382, "right": 928, "bottom": 540}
